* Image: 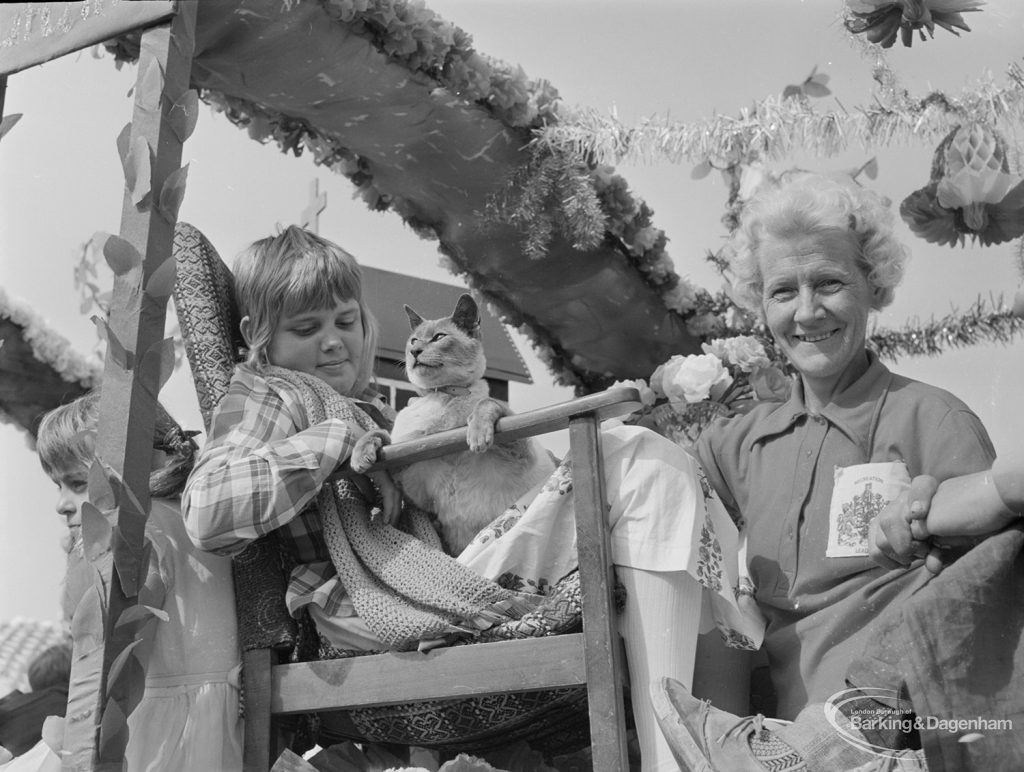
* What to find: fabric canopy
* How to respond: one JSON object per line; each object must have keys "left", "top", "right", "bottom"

{"left": 111, "top": 0, "right": 700, "bottom": 390}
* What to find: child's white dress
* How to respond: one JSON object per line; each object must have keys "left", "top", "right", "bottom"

{"left": 123, "top": 498, "right": 242, "bottom": 772}
{"left": 56, "top": 499, "right": 242, "bottom": 772}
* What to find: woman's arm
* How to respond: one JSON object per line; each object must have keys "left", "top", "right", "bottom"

{"left": 182, "top": 373, "right": 362, "bottom": 555}
{"left": 870, "top": 450, "right": 1024, "bottom": 571}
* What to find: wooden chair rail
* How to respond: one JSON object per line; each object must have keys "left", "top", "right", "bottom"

{"left": 272, "top": 634, "right": 588, "bottom": 714}
{"left": 367, "top": 388, "right": 642, "bottom": 471}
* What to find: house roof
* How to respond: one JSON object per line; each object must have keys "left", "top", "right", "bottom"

{"left": 362, "top": 266, "right": 532, "bottom": 385}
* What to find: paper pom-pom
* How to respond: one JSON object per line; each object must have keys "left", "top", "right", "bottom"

{"left": 845, "top": 0, "right": 984, "bottom": 49}
{"left": 901, "top": 124, "right": 1024, "bottom": 247}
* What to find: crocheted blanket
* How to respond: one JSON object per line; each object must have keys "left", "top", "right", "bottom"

{"left": 266, "top": 367, "right": 537, "bottom": 650}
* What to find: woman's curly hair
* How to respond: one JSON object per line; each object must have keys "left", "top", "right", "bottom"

{"left": 727, "top": 171, "right": 908, "bottom": 317}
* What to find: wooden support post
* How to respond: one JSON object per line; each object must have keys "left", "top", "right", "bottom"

{"left": 61, "top": 4, "right": 197, "bottom": 770}
{"left": 569, "top": 413, "right": 630, "bottom": 772}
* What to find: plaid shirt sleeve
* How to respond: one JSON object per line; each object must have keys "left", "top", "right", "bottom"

{"left": 182, "top": 366, "right": 361, "bottom": 556}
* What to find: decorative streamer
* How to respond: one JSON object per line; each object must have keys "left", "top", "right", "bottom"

{"left": 534, "top": 63, "right": 1024, "bottom": 168}
{"left": 869, "top": 298, "right": 1024, "bottom": 361}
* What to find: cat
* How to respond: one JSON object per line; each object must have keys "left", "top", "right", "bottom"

{"left": 351, "top": 293, "right": 556, "bottom": 555}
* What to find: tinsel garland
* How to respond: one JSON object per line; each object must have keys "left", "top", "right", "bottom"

{"left": 533, "top": 63, "right": 1024, "bottom": 168}
{"left": 869, "top": 298, "right": 1024, "bottom": 362}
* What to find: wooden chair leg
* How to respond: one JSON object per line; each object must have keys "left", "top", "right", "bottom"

{"left": 569, "top": 413, "right": 630, "bottom": 771}
{"left": 243, "top": 647, "right": 276, "bottom": 772}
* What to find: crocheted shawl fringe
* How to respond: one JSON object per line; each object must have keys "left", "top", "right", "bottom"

{"left": 266, "top": 367, "right": 538, "bottom": 650}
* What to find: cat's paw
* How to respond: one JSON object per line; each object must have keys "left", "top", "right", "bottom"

{"left": 467, "top": 398, "right": 506, "bottom": 453}
{"left": 466, "top": 418, "right": 494, "bottom": 453}
{"left": 351, "top": 429, "right": 390, "bottom": 473}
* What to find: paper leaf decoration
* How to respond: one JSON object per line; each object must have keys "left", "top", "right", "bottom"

{"left": 112, "top": 525, "right": 146, "bottom": 597}
{"left": 88, "top": 458, "right": 117, "bottom": 511}
{"left": 136, "top": 56, "right": 165, "bottom": 116}
{"left": 139, "top": 337, "right": 177, "bottom": 394}
{"left": 115, "top": 122, "right": 132, "bottom": 167}
{"left": 99, "top": 233, "right": 143, "bottom": 276}
{"left": 138, "top": 564, "right": 167, "bottom": 611}
{"left": 41, "top": 715, "right": 65, "bottom": 755}
{"left": 690, "top": 159, "right": 713, "bottom": 180}
{"left": 97, "top": 696, "right": 129, "bottom": 758}
{"left": 69, "top": 582, "right": 107, "bottom": 657}
{"left": 270, "top": 750, "right": 321, "bottom": 772}
{"left": 145, "top": 255, "right": 177, "bottom": 300}
{"left": 0, "top": 113, "right": 23, "bottom": 143}
{"left": 169, "top": 90, "right": 199, "bottom": 143}
{"left": 92, "top": 316, "right": 135, "bottom": 370}
{"left": 80, "top": 501, "right": 112, "bottom": 563}
{"left": 105, "top": 639, "right": 144, "bottom": 697}
{"left": 157, "top": 164, "right": 189, "bottom": 222}
{"left": 121, "top": 135, "right": 154, "bottom": 208}
{"left": 783, "top": 67, "right": 832, "bottom": 99}
{"left": 116, "top": 604, "right": 170, "bottom": 632}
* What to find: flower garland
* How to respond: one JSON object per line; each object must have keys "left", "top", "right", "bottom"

{"left": 315, "top": 0, "right": 562, "bottom": 130}
{"left": 534, "top": 62, "right": 1024, "bottom": 169}
{"left": 0, "top": 287, "right": 102, "bottom": 387}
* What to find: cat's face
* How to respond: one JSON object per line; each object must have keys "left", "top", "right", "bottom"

{"left": 405, "top": 295, "right": 486, "bottom": 390}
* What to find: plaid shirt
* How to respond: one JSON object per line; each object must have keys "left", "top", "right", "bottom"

{"left": 182, "top": 363, "right": 393, "bottom": 615}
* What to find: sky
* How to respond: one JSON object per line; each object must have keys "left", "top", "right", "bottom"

{"left": 1, "top": 0, "right": 1023, "bottom": 624}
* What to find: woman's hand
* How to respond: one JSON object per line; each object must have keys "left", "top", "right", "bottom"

{"left": 869, "top": 475, "right": 946, "bottom": 575}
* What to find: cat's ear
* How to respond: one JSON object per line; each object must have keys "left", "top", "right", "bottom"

{"left": 451, "top": 294, "right": 481, "bottom": 338}
{"left": 404, "top": 305, "right": 424, "bottom": 330}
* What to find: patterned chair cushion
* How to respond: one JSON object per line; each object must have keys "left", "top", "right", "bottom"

{"left": 171, "top": 222, "right": 244, "bottom": 431}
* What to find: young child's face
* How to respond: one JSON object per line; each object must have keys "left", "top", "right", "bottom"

{"left": 51, "top": 463, "right": 89, "bottom": 541}
{"left": 267, "top": 296, "right": 365, "bottom": 395}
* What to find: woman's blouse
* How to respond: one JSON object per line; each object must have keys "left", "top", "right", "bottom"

{"left": 697, "top": 353, "right": 996, "bottom": 718}
{"left": 182, "top": 363, "right": 393, "bottom": 617}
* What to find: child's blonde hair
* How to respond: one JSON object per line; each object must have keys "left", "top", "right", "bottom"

{"left": 233, "top": 225, "right": 378, "bottom": 395}
{"left": 36, "top": 391, "right": 197, "bottom": 499}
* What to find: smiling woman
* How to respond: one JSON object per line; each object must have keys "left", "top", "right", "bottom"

{"left": 694, "top": 171, "right": 998, "bottom": 721}
{"left": 759, "top": 230, "right": 878, "bottom": 410}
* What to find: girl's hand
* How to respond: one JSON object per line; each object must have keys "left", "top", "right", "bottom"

{"left": 327, "top": 465, "right": 403, "bottom": 525}
{"left": 367, "top": 470, "right": 402, "bottom": 525}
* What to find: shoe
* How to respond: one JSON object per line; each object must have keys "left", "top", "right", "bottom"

{"left": 651, "top": 676, "right": 777, "bottom": 772}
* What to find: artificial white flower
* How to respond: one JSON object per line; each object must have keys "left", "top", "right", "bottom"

{"left": 609, "top": 378, "right": 657, "bottom": 411}
{"left": 701, "top": 335, "right": 770, "bottom": 372}
{"left": 661, "top": 353, "right": 733, "bottom": 404}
